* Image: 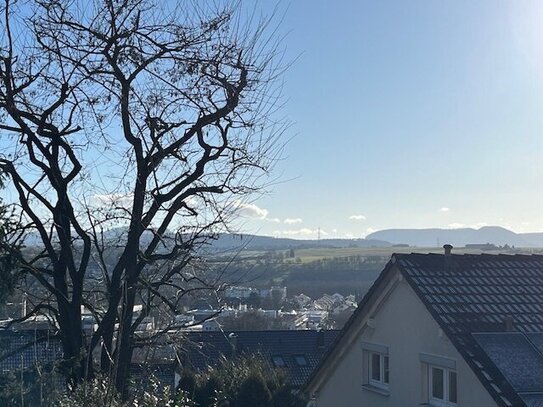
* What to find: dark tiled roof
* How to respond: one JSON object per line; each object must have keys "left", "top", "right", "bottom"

{"left": 473, "top": 333, "right": 543, "bottom": 393}
{"left": 0, "top": 330, "right": 62, "bottom": 373}
{"left": 0, "top": 328, "right": 176, "bottom": 392}
{"left": 395, "top": 253, "right": 543, "bottom": 407}
{"left": 521, "top": 394, "right": 543, "bottom": 407}
{"left": 179, "top": 330, "right": 339, "bottom": 388}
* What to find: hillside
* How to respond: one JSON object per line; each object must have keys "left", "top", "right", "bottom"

{"left": 208, "top": 234, "right": 391, "bottom": 252}
{"left": 22, "top": 227, "right": 543, "bottom": 252}
{"left": 519, "top": 233, "right": 543, "bottom": 247}
{"left": 366, "top": 226, "right": 535, "bottom": 247}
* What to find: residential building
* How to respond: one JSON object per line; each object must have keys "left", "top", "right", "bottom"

{"left": 294, "top": 293, "right": 312, "bottom": 308}
{"left": 224, "top": 285, "right": 287, "bottom": 301}
{"left": 202, "top": 319, "right": 221, "bottom": 332}
{"left": 281, "top": 312, "right": 309, "bottom": 330}
{"left": 224, "top": 286, "right": 258, "bottom": 299}
{"left": 0, "top": 323, "right": 177, "bottom": 396}
{"left": 178, "top": 330, "right": 340, "bottom": 389}
{"left": 0, "top": 328, "right": 62, "bottom": 375}
{"left": 304, "top": 311, "right": 329, "bottom": 330}
{"left": 306, "top": 247, "right": 543, "bottom": 406}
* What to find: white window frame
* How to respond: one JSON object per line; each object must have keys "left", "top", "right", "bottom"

{"left": 362, "top": 342, "right": 390, "bottom": 395}
{"left": 428, "top": 365, "right": 457, "bottom": 406}
{"left": 368, "top": 351, "right": 389, "bottom": 390}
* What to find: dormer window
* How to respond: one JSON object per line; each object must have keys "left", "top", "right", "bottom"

{"left": 271, "top": 355, "right": 285, "bottom": 367}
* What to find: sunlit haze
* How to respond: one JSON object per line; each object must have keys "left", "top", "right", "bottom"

{"left": 237, "top": 1, "right": 543, "bottom": 239}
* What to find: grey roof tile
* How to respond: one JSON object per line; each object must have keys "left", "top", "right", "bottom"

{"left": 395, "top": 253, "right": 543, "bottom": 407}
{"left": 520, "top": 394, "right": 543, "bottom": 407}
{"left": 179, "top": 330, "right": 340, "bottom": 389}
{"left": 473, "top": 333, "right": 543, "bottom": 393}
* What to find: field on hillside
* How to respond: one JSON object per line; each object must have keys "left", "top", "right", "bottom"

{"left": 239, "top": 244, "right": 540, "bottom": 263}
{"left": 214, "top": 245, "right": 543, "bottom": 299}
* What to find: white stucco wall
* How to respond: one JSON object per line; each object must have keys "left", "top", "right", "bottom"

{"left": 312, "top": 268, "right": 497, "bottom": 407}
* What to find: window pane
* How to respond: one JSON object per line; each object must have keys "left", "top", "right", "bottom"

{"left": 431, "top": 367, "right": 444, "bottom": 399}
{"left": 371, "top": 353, "right": 381, "bottom": 381}
{"left": 448, "top": 371, "right": 457, "bottom": 403}
{"left": 384, "top": 356, "right": 389, "bottom": 384}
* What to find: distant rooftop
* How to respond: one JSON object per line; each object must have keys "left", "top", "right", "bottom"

{"left": 179, "top": 329, "right": 340, "bottom": 388}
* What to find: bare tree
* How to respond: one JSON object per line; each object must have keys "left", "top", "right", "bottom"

{"left": 0, "top": 0, "right": 284, "bottom": 395}
{"left": 0, "top": 173, "right": 20, "bottom": 306}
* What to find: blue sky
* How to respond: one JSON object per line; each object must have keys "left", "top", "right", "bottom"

{"left": 236, "top": 0, "right": 543, "bottom": 239}
{"left": 3, "top": 1, "right": 543, "bottom": 240}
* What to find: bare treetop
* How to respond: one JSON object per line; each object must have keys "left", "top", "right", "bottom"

{"left": 0, "top": 0, "right": 286, "bottom": 396}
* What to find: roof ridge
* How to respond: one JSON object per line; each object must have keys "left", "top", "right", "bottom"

{"left": 394, "top": 252, "right": 543, "bottom": 258}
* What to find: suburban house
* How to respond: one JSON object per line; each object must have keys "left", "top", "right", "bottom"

{"left": 0, "top": 323, "right": 178, "bottom": 396}
{"left": 0, "top": 323, "right": 339, "bottom": 395}
{"left": 305, "top": 247, "right": 543, "bottom": 407}
{"left": 178, "top": 329, "right": 339, "bottom": 389}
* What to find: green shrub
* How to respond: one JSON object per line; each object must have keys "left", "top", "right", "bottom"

{"left": 55, "top": 376, "right": 127, "bottom": 407}
{"left": 235, "top": 373, "right": 272, "bottom": 407}
{"left": 194, "top": 374, "right": 223, "bottom": 407}
{"left": 176, "top": 354, "right": 306, "bottom": 407}
{"left": 55, "top": 374, "right": 195, "bottom": 407}
{"left": 0, "top": 372, "right": 21, "bottom": 407}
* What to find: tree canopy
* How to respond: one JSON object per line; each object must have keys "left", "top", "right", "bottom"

{"left": 0, "top": 0, "right": 284, "bottom": 394}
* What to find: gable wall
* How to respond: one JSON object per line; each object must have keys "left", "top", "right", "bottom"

{"left": 313, "top": 268, "right": 498, "bottom": 407}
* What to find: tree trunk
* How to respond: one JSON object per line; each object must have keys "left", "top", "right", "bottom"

{"left": 114, "top": 280, "right": 137, "bottom": 397}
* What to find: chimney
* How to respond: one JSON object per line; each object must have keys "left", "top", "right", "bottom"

{"left": 504, "top": 315, "right": 514, "bottom": 332}
{"left": 443, "top": 244, "right": 453, "bottom": 256}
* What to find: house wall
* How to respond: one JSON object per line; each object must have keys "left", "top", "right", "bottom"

{"left": 313, "top": 269, "right": 497, "bottom": 407}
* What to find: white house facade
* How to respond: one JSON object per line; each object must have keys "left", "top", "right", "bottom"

{"left": 306, "top": 249, "right": 543, "bottom": 407}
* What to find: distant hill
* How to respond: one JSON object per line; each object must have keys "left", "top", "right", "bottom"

{"left": 20, "top": 229, "right": 391, "bottom": 252}
{"left": 22, "top": 226, "right": 543, "bottom": 252}
{"left": 366, "top": 226, "right": 535, "bottom": 247}
{"left": 519, "top": 233, "right": 543, "bottom": 247}
{"left": 207, "top": 234, "right": 391, "bottom": 252}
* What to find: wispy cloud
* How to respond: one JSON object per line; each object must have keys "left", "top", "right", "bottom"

{"left": 284, "top": 218, "right": 302, "bottom": 224}
{"left": 439, "top": 207, "right": 450, "bottom": 213}
{"left": 349, "top": 215, "right": 366, "bottom": 221}
{"left": 233, "top": 201, "right": 269, "bottom": 220}
{"left": 93, "top": 193, "right": 133, "bottom": 207}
